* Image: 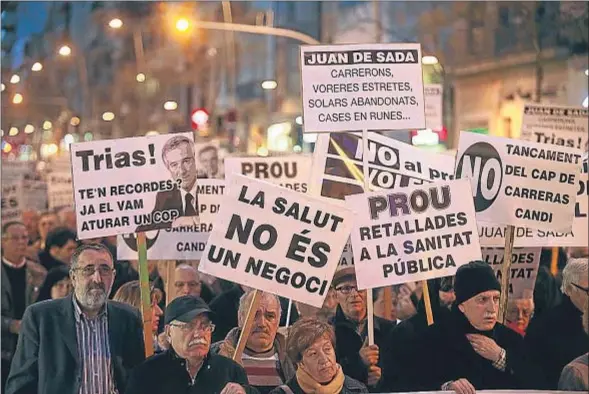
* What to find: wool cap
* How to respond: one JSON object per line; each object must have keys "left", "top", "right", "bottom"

{"left": 454, "top": 260, "right": 501, "bottom": 305}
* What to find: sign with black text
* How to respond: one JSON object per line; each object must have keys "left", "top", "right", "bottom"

{"left": 198, "top": 175, "right": 354, "bottom": 307}
{"left": 424, "top": 84, "right": 443, "bottom": 131}
{"left": 47, "top": 172, "right": 74, "bottom": 209}
{"left": 1, "top": 184, "right": 22, "bottom": 223}
{"left": 521, "top": 104, "right": 588, "bottom": 151}
{"left": 300, "top": 43, "right": 425, "bottom": 132}
{"left": 456, "top": 132, "right": 582, "bottom": 231}
{"left": 482, "top": 248, "right": 541, "bottom": 299}
{"left": 345, "top": 179, "right": 481, "bottom": 289}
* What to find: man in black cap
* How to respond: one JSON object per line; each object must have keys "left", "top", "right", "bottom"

{"left": 125, "top": 295, "right": 256, "bottom": 394}
{"left": 412, "top": 261, "right": 530, "bottom": 394}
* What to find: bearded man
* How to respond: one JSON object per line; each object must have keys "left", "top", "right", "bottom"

{"left": 6, "top": 243, "right": 145, "bottom": 394}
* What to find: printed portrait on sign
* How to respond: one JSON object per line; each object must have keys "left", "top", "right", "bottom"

{"left": 137, "top": 135, "right": 200, "bottom": 231}
{"left": 197, "top": 144, "right": 220, "bottom": 179}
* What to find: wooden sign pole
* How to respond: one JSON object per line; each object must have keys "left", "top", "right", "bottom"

{"left": 165, "top": 261, "right": 175, "bottom": 306}
{"left": 232, "top": 289, "right": 262, "bottom": 363}
{"left": 361, "top": 129, "right": 375, "bottom": 346}
{"left": 498, "top": 225, "right": 516, "bottom": 323}
{"left": 422, "top": 280, "right": 434, "bottom": 326}
{"left": 137, "top": 232, "right": 154, "bottom": 357}
{"left": 382, "top": 287, "right": 393, "bottom": 321}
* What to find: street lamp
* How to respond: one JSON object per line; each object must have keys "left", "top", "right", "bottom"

{"left": 58, "top": 45, "right": 72, "bottom": 56}
{"left": 70, "top": 116, "right": 81, "bottom": 126}
{"left": 261, "top": 80, "right": 277, "bottom": 90}
{"left": 422, "top": 55, "right": 439, "bottom": 65}
{"left": 24, "top": 124, "right": 35, "bottom": 134}
{"left": 163, "top": 100, "right": 178, "bottom": 111}
{"left": 1, "top": 83, "right": 5, "bottom": 91}
{"left": 8, "top": 127, "right": 19, "bottom": 136}
{"left": 175, "top": 18, "right": 190, "bottom": 32}
{"left": 136, "top": 73, "right": 146, "bottom": 82}
{"left": 31, "top": 62, "right": 43, "bottom": 72}
{"left": 43, "top": 120, "right": 52, "bottom": 130}
{"left": 10, "top": 74, "right": 20, "bottom": 84}
{"left": 102, "top": 111, "right": 115, "bottom": 121}
{"left": 12, "top": 93, "right": 23, "bottom": 104}
{"left": 109, "top": 18, "right": 123, "bottom": 29}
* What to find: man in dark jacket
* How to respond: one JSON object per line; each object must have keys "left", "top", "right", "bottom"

{"left": 6, "top": 243, "right": 145, "bottom": 394}
{"left": 126, "top": 295, "right": 256, "bottom": 394}
{"left": 330, "top": 268, "right": 396, "bottom": 392}
{"left": 417, "top": 261, "right": 529, "bottom": 393}
{"left": 525, "top": 257, "right": 589, "bottom": 389}
{"left": 37, "top": 227, "right": 78, "bottom": 271}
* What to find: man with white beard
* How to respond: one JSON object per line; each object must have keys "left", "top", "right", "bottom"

{"left": 6, "top": 243, "right": 145, "bottom": 394}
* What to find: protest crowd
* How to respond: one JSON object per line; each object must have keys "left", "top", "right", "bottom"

{"left": 2, "top": 40, "right": 589, "bottom": 394}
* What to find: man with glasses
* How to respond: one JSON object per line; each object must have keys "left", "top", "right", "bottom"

{"left": 525, "top": 257, "right": 589, "bottom": 389}
{"left": 5, "top": 243, "right": 145, "bottom": 394}
{"left": 330, "top": 267, "right": 396, "bottom": 392}
{"left": 126, "top": 295, "right": 256, "bottom": 394}
{"left": 1, "top": 221, "right": 46, "bottom": 391}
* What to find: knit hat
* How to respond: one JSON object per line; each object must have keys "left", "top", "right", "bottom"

{"left": 332, "top": 266, "right": 356, "bottom": 288}
{"left": 454, "top": 260, "right": 501, "bottom": 305}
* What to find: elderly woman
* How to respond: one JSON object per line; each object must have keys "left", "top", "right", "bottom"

{"left": 36, "top": 265, "right": 72, "bottom": 302}
{"left": 269, "top": 318, "right": 367, "bottom": 394}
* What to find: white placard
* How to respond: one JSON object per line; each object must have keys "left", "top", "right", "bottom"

{"left": 21, "top": 180, "right": 48, "bottom": 211}
{"left": 224, "top": 155, "right": 311, "bottom": 193}
{"left": 47, "top": 171, "right": 74, "bottom": 209}
{"left": 456, "top": 132, "right": 582, "bottom": 231}
{"left": 1, "top": 183, "right": 22, "bottom": 223}
{"left": 70, "top": 132, "right": 201, "bottom": 239}
{"left": 198, "top": 175, "right": 354, "bottom": 307}
{"left": 482, "top": 248, "right": 541, "bottom": 299}
{"left": 309, "top": 132, "right": 455, "bottom": 205}
{"left": 300, "top": 43, "right": 425, "bottom": 133}
{"left": 345, "top": 178, "right": 482, "bottom": 289}
{"left": 117, "top": 179, "right": 224, "bottom": 260}
{"left": 424, "top": 84, "right": 443, "bottom": 131}
{"left": 521, "top": 104, "right": 588, "bottom": 151}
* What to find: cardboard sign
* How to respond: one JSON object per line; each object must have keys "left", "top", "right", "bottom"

{"left": 309, "top": 132, "right": 455, "bottom": 204}
{"left": 117, "top": 179, "right": 224, "bottom": 260}
{"left": 224, "top": 155, "right": 312, "bottom": 193}
{"left": 345, "top": 179, "right": 482, "bottom": 289}
{"left": 482, "top": 248, "right": 541, "bottom": 299}
{"left": 300, "top": 43, "right": 425, "bottom": 133}
{"left": 521, "top": 104, "right": 588, "bottom": 151}
{"left": 198, "top": 175, "right": 354, "bottom": 307}
{"left": 70, "top": 132, "right": 203, "bottom": 239}
{"left": 21, "top": 180, "right": 48, "bottom": 211}
{"left": 195, "top": 140, "right": 225, "bottom": 179}
{"left": 424, "top": 84, "right": 443, "bottom": 131}
{"left": 47, "top": 172, "right": 74, "bottom": 209}
{"left": 1, "top": 183, "right": 22, "bottom": 222}
{"left": 456, "top": 132, "right": 582, "bottom": 231}
{"left": 478, "top": 173, "right": 587, "bottom": 246}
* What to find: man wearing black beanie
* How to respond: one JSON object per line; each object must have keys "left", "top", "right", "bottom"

{"left": 411, "top": 261, "right": 532, "bottom": 394}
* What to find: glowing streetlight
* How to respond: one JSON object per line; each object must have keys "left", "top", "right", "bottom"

{"left": 59, "top": 45, "right": 72, "bottom": 56}
{"left": 24, "top": 124, "right": 35, "bottom": 134}
{"left": 8, "top": 127, "right": 19, "bottom": 136}
{"left": 12, "top": 93, "right": 23, "bottom": 104}
{"left": 64, "top": 133, "right": 75, "bottom": 145}
{"left": 10, "top": 74, "right": 20, "bottom": 84}
{"left": 261, "top": 80, "right": 277, "bottom": 90}
{"left": 31, "top": 62, "right": 43, "bottom": 72}
{"left": 109, "top": 18, "right": 123, "bottom": 29}
{"left": 1, "top": 83, "right": 5, "bottom": 91}
{"left": 295, "top": 116, "right": 303, "bottom": 125}
{"left": 43, "top": 120, "right": 52, "bottom": 130}
{"left": 422, "top": 55, "right": 439, "bottom": 65}
{"left": 164, "top": 101, "right": 178, "bottom": 111}
{"left": 70, "top": 116, "right": 81, "bottom": 126}
{"left": 136, "top": 73, "right": 146, "bottom": 82}
{"left": 102, "top": 111, "right": 115, "bottom": 121}
{"left": 146, "top": 130, "right": 159, "bottom": 136}
{"left": 3, "top": 142, "right": 12, "bottom": 153}
{"left": 175, "top": 18, "right": 190, "bottom": 32}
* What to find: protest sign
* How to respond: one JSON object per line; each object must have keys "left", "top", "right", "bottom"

{"left": 21, "top": 180, "right": 48, "bottom": 211}
{"left": 1, "top": 183, "right": 22, "bottom": 222}
{"left": 70, "top": 132, "right": 198, "bottom": 239}
{"left": 198, "top": 174, "right": 354, "bottom": 307}
{"left": 47, "top": 172, "right": 74, "bottom": 209}
{"left": 309, "top": 132, "right": 455, "bottom": 204}
{"left": 117, "top": 179, "right": 224, "bottom": 260}
{"left": 456, "top": 132, "right": 582, "bottom": 231}
{"left": 195, "top": 140, "right": 225, "bottom": 179}
{"left": 224, "top": 155, "right": 312, "bottom": 193}
{"left": 300, "top": 43, "right": 425, "bottom": 133}
{"left": 482, "top": 248, "right": 541, "bottom": 299}
{"left": 1, "top": 161, "right": 36, "bottom": 182}
{"left": 424, "top": 84, "right": 443, "bottom": 131}
{"left": 521, "top": 104, "right": 588, "bottom": 151}
{"left": 345, "top": 178, "right": 482, "bottom": 289}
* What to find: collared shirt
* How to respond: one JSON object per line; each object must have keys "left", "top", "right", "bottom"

{"left": 180, "top": 182, "right": 198, "bottom": 215}
{"left": 73, "top": 297, "right": 118, "bottom": 394}
{"left": 2, "top": 256, "right": 26, "bottom": 269}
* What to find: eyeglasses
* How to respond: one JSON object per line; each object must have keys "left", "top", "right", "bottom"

{"left": 336, "top": 285, "right": 362, "bottom": 295}
{"left": 169, "top": 322, "right": 215, "bottom": 333}
{"left": 75, "top": 265, "right": 115, "bottom": 278}
{"left": 572, "top": 283, "right": 589, "bottom": 295}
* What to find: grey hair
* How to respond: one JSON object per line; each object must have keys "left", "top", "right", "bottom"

{"left": 70, "top": 243, "right": 113, "bottom": 270}
{"left": 237, "top": 290, "right": 281, "bottom": 328}
{"left": 161, "top": 135, "right": 194, "bottom": 165}
{"left": 561, "top": 258, "right": 589, "bottom": 296}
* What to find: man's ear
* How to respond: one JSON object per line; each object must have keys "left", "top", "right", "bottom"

{"left": 458, "top": 303, "right": 465, "bottom": 313}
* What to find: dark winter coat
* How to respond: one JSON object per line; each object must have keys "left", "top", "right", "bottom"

{"left": 330, "top": 306, "right": 396, "bottom": 392}
{"left": 268, "top": 375, "right": 368, "bottom": 394}
{"left": 416, "top": 306, "right": 529, "bottom": 391}
{"left": 125, "top": 348, "right": 258, "bottom": 394}
{"left": 524, "top": 295, "right": 589, "bottom": 389}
